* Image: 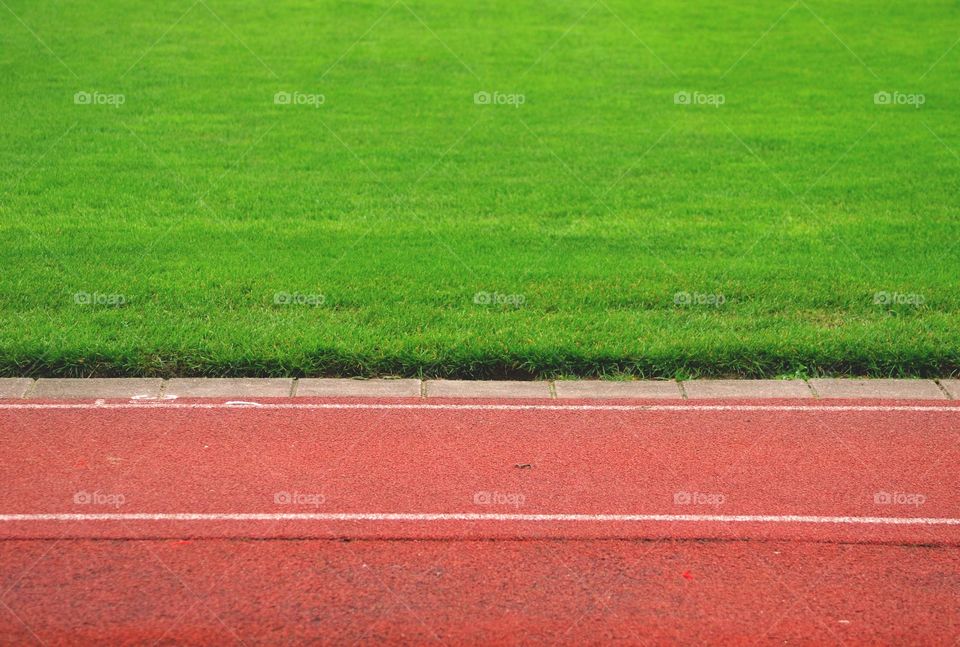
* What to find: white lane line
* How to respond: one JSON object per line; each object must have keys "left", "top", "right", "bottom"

{"left": 1, "top": 513, "right": 959, "bottom": 525}
{"left": 1, "top": 403, "right": 960, "bottom": 412}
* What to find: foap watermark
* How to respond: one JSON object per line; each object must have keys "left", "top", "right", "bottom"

{"left": 474, "top": 91, "right": 525, "bottom": 107}
{"left": 673, "top": 491, "right": 726, "bottom": 507}
{"left": 73, "top": 490, "right": 126, "bottom": 508}
{"left": 674, "top": 291, "right": 725, "bottom": 307}
{"left": 473, "top": 491, "right": 525, "bottom": 508}
{"left": 674, "top": 91, "right": 725, "bottom": 107}
{"left": 874, "top": 491, "right": 926, "bottom": 507}
{"left": 274, "top": 490, "right": 326, "bottom": 507}
{"left": 873, "top": 291, "right": 924, "bottom": 306}
{"left": 274, "top": 291, "right": 325, "bottom": 306}
{"left": 473, "top": 291, "right": 525, "bottom": 307}
{"left": 74, "top": 91, "right": 125, "bottom": 107}
{"left": 74, "top": 291, "right": 126, "bottom": 306}
{"left": 874, "top": 91, "right": 925, "bottom": 109}
{"left": 274, "top": 91, "right": 325, "bottom": 108}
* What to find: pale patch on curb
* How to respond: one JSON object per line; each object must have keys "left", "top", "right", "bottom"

{"left": 554, "top": 380, "right": 682, "bottom": 399}
{"left": 425, "top": 380, "right": 552, "bottom": 399}
{"left": 296, "top": 378, "right": 422, "bottom": 398}
{"left": 683, "top": 379, "right": 813, "bottom": 399}
{"left": 164, "top": 378, "right": 294, "bottom": 398}
{"left": 31, "top": 378, "right": 163, "bottom": 399}
{"left": 809, "top": 379, "right": 945, "bottom": 400}
{"left": 938, "top": 380, "right": 960, "bottom": 400}
{"left": 0, "top": 379, "right": 33, "bottom": 398}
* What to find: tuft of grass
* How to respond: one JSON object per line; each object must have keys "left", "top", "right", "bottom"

{"left": 1, "top": 0, "right": 958, "bottom": 378}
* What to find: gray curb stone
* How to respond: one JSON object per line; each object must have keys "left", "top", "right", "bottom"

{"left": 164, "top": 378, "right": 294, "bottom": 398}
{"left": 809, "top": 379, "right": 946, "bottom": 399}
{"left": 425, "top": 380, "right": 552, "bottom": 399}
{"left": 0, "top": 378, "right": 34, "bottom": 398}
{"left": 938, "top": 380, "right": 960, "bottom": 399}
{"left": 296, "top": 379, "right": 422, "bottom": 398}
{"left": 683, "top": 379, "right": 813, "bottom": 399}
{"left": 31, "top": 378, "right": 164, "bottom": 399}
{"left": 554, "top": 380, "right": 682, "bottom": 399}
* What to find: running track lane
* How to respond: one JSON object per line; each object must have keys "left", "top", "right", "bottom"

{"left": 2, "top": 539, "right": 958, "bottom": 644}
{"left": 2, "top": 398, "right": 960, "bottom": 644}
{"left": 0, "top": 398, "right": 958, "bottom": 543}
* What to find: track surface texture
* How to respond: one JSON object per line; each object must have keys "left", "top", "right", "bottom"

{"left": 1, "top": 397, "right": 958, "bottom": 644}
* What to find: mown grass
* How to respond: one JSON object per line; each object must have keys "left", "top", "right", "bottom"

{"left": 1, "top": 0, "right": 958, "bottom": 378}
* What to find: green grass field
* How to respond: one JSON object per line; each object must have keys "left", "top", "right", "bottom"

{"left": 2, "top": 0, "right": 958, "bottom": 378}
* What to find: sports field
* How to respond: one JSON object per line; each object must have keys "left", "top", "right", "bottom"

{"left": 1, "top": 0, "right": 957, "bottom": 378}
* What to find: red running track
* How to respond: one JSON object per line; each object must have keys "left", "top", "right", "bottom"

{"left": 2, "top": 538, "right": 958, "bottom": 645}
{"left": 1, "top": 398, "right": 958, "bottom": 643}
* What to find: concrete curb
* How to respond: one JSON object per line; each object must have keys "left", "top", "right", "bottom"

{"left": 553, "top": 380, "right": 682, "bottom": 399}
{"left": 808, "top": 378, "right": 947, "bottom": 400}
{"left": 27, "top": 379, "right": 164, "bottom": 400}
{"left": 425, "top": 380, "right": 552, "bottom": 399}
{"left": 0, "top": 378, "right": 956, "bottom": 400}
{"left": 939, "top": 380, "right": 960, "bottom": 400}
{"left": 682, "top": 379, "right": 813, "bottom": 399}
{"left": 296, "top": 378, "right": 421, "bottom": 398}
{"left": 165, "top": 378, "right": 294, "bottom": 398}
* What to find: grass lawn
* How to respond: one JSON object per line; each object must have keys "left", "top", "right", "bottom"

{"left": 1, "top": 0, "right": 958, "bottom": 378}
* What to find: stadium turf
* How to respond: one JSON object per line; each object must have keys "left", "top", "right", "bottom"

{"left": 1, "top": 0, "right": 958, "bottom": 378}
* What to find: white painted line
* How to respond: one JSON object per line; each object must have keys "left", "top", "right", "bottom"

{"left": 1, "top": 513, "right": 959, "bottom": 525}
{"left": 1, "top": 403, "right": 960, "bottom": 413}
